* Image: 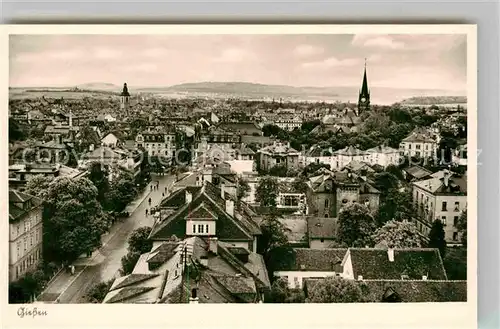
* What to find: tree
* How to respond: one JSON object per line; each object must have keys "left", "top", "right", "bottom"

{"left": 77, "top": 125, "right": 101, "bottom": 152}
{"left": 127, "top": 226, "right": 153, "bottom": 254}
{"left": 306, "top": 276, "right": 363, "bottom": 303}
{"left": 428, "top": 220, "right": 447, "bottom": 258}
{"left": 456, "top": 210, "right": 467, "bottom": 247}
{"left": 266, "top": 277, "right": 305, "bottom": 303}
{"left": 292, "top": 176, "right": 308, "bottom": 194}
{"left": 107, "top": 170, "right": 138, "bottom": 212}
{"left": 9, "top": 118, "right": 26, "bottom": 141}
{"left": 43, "top": 177, "right": 109, "bottom": 264}
{"left": 237, "top": 178, "right": 250, "bottom": 201}
{"left": 373, "top": 172, "right": 400, "bottom": 196}
{"left": 24, "top": 175, "right": 54, "bottom": 199}
{"left": 337, "top": 203, "right": 376, "bottom": 247}
{"left": 256, "top": 176, "right": 279, "bottom": 207}
{"left": 120, "top": 251, "right": 141, "bottom": 275}
{"left": 87, "top": 162, "right": 110, "bottom": 207}
{"left": 372, "top": 220, "right": 426, "bottom": 248}
{"left": 86, "top": 279, "right": 114, "bottom": 303}
{"left": 258, "top": 213, "right": 289, "bottom": 256}
{"left": 376, "top": 189, "right": 415, "bottom": 225}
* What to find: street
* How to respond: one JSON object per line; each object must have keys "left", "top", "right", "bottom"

{"left": 38, "top": 173, "right": 176, "bottom": 304}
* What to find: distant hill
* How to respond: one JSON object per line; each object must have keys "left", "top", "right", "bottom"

{"left": 400, "top": 96, "right": 467, "bottom": 105}
{"left": 76, "top": 82, "right": 119, "bottom": 91}
{"left": 10, "top": 81, "right": 467, "bottom": 105}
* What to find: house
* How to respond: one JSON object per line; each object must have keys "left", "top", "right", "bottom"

{"left": 399, "top": 128, "right": 438, "bottom": 159}
{"left": 44, "top": 125, "right": 80, "bottom": 144}
{"left": 366, "top": 145, "right": 401, "bottom": 168}
{"left": 341, "top": 247, "right": 448, "bottom": 281}
{"left": 307, "top": 216, "right": 338, "bottom": 249}
{"left": 452, "top": 143, "right": 467, "bottom": 167}
{"left": 273, "top": 248, "right": 347, "bottom": 289}
{"left": 306, "top": 169, "right": 380, "bottom": 218}
{"left": 101, "top": 132, "right": 120, "bottom": 148}
{"left": 9, "top": 163, "right": 61, "bottom": 190}
{"left": 135, "top": 127, "right": 176, "bottom": 158}
{"left": 412, "top": 170, "right": 467, "bottom": 244}
{"left": 9, "top": 190, "right": 43, "bottom": 282}
{"left": 303, "top": 145, "right": 336, "bottom": 168}
{"left": 257, "top": 141, "right": 301, "bottom": 172}
{"left": 102, "top": 237, "right": 270, "bottom": 303}
{"left": 332, "top": 146, "right": 370, "bottom": 170}
{"left": 151, "top": 182, "right": 262, "bottom": 253}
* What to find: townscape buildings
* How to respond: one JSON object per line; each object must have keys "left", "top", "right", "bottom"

{"left": 8, "top": 61, "right": 468, "bottom": 305}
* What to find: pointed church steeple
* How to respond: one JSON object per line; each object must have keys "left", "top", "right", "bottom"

{"left": 120, "top": 82, "right": 131, "bottom": 113}
{"left": 358, "top": 59, "right": 370, "bottom": 113}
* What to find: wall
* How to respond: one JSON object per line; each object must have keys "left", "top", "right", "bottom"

{"left": 336, "top": 187, "right": 360, "bottom": 217}
{"left": 310, "top": 239, "right": 336, "bottom": 250}
{"left": 274, "top": 271, "right": 342, "bottom": 289}
{"left": 186, "top": 220, "right": 216, "bottom": 236}
{"left": 434, "top": 195, "right": 467, "bottom": 243}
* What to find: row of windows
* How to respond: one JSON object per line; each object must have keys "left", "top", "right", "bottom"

{"left": 15, "top": 248, "right": 42, "bottom": 280}
{"left": 441, "top": 201, "right": 461, "bottom": 212}
{"left": 15, "top": 213, "right": 42, "bottom": 237}
{"left": 16, "top": 228, "right": 42, "bottom": 258}
{"left": 193, "top": 224, "right": 210, "bottom": 234}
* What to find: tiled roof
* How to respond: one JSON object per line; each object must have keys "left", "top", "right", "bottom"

{"left": 150, "top": 182, "right": 260, "bottom": 242}
{"left": 404, "top": 165, "right": 433, "bottom": 179}
{"left": 307, "top": 217, "right": 338, "bottom": 239}
{"left": 274, "top": 248, "right": 347, "bottom": 272}
{"left": 146, "top": 242, "right": 179, "bottom": 264}
{"left": 333, "top": 146, "right": 368, "bottom": 156}
{"left": 110, "top": 274, "right": 159, "bottom": 291}
{"left": 258, "top": 143, "right": 300, "bottom": 155}
{"left": 413, "top": 173, "right": 467, "bottom": 195}
{"left": 347, "top": 248, "right": 447, "bottom": 280}
{"left": 303, "top": 279, "right": 467, "bottom": 302}
{"left": 9, "top": 190, "right": 43, "bottom": 221}
{"left": 366, "top": 145, "right": 399, "bottom": 154}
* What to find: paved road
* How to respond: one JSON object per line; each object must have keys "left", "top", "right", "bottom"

{"left": 39, "top": 173, "right": 176, "bottom": 304}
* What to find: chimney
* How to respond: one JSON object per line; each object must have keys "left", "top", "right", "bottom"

{"left": 185, "top": 190, "right": 192, "bottom": 204}
{"left": 220, "top": 183, "right": 225, "bottom": 199}
{"left": 387, "top": 247, "right": 395, "bottom": 262}
{"left": 225, "top": 199, "right": 234, "bottom": 217}
{"left": 208, "top": 237, "right": 218, "bottom": 254}
{"left": 443, "top": 170, "right": 450, "bottom": 187}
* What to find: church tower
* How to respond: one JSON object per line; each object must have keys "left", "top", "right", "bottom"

{"left": 358, "top": 59, "right": 370, "bottom": 113}
{"left": 120, "top": 82, "right": 131, "bottom": 113}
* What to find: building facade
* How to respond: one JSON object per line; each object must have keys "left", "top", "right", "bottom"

{"left": 9, "top": 190, "right": 43, "bottom": 283}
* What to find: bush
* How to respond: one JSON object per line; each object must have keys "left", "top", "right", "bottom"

{"left": 86, "top": 279, "right": 115, "bottom": 303}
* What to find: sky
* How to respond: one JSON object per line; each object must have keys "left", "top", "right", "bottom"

{"left": 10, "top": 34, "right": 467, "bottom": 91}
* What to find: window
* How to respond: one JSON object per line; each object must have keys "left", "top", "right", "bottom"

{"left": 324, "top": 199, "right": 329, "bottom": 208}
{"left": 324, "top": 214, "right": 329, "bottom": 218}
{"left": 441, "top": 201, "right": 447, "bottom": 211}
{"left": 198, "top": 225, "right": 204, "bottom": 234}
{"left": 416, "top": 151, "right": 421, "bottom": 157}
{"left": 441, "top": 216, "right": 447, "bottom": 226}
{"left": 320, "top": 239, "right": 324, "bottom": 243}
{"left": 24, "top": 239, "right": 27, "bottom": 252}
{"left": 453, "top": 232, "right": 458, "bottom": 241}
{"left": 426, "top": 145, "right": 429, "bottom": 150}
{"left": 16, "top": 242, "right": 21, "bottom": 257}
{"left": 408, "top": 144, "right": 412, "bottom": 149}
{"left": 293, "top": 277, "right": 300, "bottom": 288}
{"left": 30, "top": 234, "right": 33, "bottom": 247}
{"left": 454, "top": 202, "right": 460, "bottom": 211}
{"left": 454, "top": 216, "right": 459, "bottom": 227}
{"left": 416, "top": 145, "right": 421, "bottom": 150}
{"left": 206, "top": 224, "right": 209, "bottom": 234}
{"left": 17, "top": 225, "right": 20, "bottom": 236}
{"left": 192, "top": 224, "right": 196, "bottom": 234}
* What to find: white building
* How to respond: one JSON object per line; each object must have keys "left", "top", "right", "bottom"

{"left": 399, "top": 129, "right": 438, "bottom": 159}
{"left": 366, "top": 145, "right": 402, "bottom": 167}
{"left": 101, "top": 132, "right": 120, "bottom": 148}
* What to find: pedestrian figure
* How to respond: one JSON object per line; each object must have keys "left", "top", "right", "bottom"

{"left": 165, "top": 186, "right": 167, "bottom": 193}
{"left": 71, "top": 265, "right": 75, "bottom": 275}
{"left": 162, "top": 193, "right": 164, "bottom": 197}
{"left": 149, "top": 198, "right": 152, "bottom": 205}
{"left": 150, "top": 185, "right": 153, "bottom": 192}
{"left": 145, "top": 209, "right": 148, "bottom": 216}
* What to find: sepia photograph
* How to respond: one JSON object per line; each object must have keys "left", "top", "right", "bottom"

{"left": 3, "top": 24, "right": 477, "bottom": 328}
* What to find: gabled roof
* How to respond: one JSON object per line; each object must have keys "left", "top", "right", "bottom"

{"left": 333, "top": 146, "right": 368, "bottom": 156}
{"left": 345, "top": 248, "right": 447, "bottom": 280}
{"left": 366, "top": 145, "right": 399, "bottom": 154}
{"left": 413, "top": 172, "right": 467, "bottom": 195}
{"left": 9, "top": 190, "right": 43, "bottom": 222}
{"left": 274, "top": 248, "right": 348, "bottom": 272}
{"left": 149, "top": 182, "right": 261, "bottom": 242}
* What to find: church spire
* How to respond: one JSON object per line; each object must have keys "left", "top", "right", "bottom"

{"left": 121, "top": 82, "right": 131, "bottom": 97}
{"left": 358, "top": 59, "right": 370, "bottom": 113}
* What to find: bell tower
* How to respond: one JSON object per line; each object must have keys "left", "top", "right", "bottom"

{"left": 358, "top": 59, "right": 370, "bottom": 114}
{"left": 120, "top": 82, "right": 131, "bottom": 113}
